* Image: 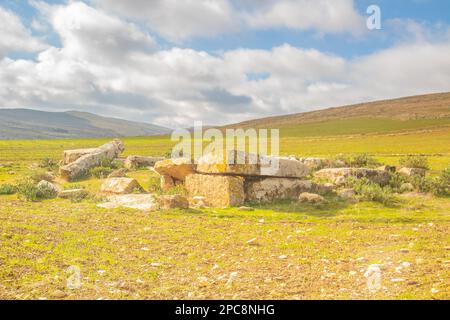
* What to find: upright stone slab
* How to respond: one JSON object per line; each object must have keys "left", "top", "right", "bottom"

{"left": 259, "top": 156, "right": 310, "bottom": 178}
{"left": 185, "top": 174, "right": 245, "bottom": 207}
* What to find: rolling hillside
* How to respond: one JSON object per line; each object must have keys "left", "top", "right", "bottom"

{"left": 226, "top": 92, "right": 450, "bottom": 137}
{"left": 0, "top": 109, "right": 171, "bottom": 140}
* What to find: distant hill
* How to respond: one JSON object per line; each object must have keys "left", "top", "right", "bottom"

{"left": 226, "top": 92, "right": 450, "bottom": 130}
{"left": 0, "top": 109, "right": 171, "bottom": 140}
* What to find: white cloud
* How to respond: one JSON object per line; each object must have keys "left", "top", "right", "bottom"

{"left": 243, "top": 0, "right": 366, "bottom": 34}
{"left": 95, "top": 0, "right": 238, "bottom": 41}
{"left": 0, "top": 6, "right": 47, "bottom": 57}
{"left": 1, "top": 2, "right": 450, "bottom": 128}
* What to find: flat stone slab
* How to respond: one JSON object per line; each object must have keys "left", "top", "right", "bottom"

{"left": 97, "top": 194, "right": 158, "bottom": 210}
{"left": 245, "top": 178, "right": 313, "bottom": 203}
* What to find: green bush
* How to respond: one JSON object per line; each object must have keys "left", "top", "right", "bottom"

{"left": 99, "top": 157, "right": 122, "bottom": 169}
{"left": 429, "top": 168, "right": 450, "bottom": 196}
{"left": 347, "top": 177, "right": 396, "bottom": 205}
{"left": 16, "top": 179, "right": 57, "bottom": 201}
{"left": 350, "top": 153, "right": 379, "bottom": 167}
{"left": 148, "top": 176, "right": 162, "bottom": 194}
{"left": 16, "top": 179, "right": 40, "bottom": 201}
{"left": 388, "top": 172, "right": 409, "bottom": 192}
{"left": 90, "top": 166, "right": 113, "bottom": 178}
{"left": 399, "top": 155, "right": 429, "bottom": 170}
{"left": 333, "top": 153, "right": 379, "bottom": 168}
{"left": 0, "top": 183, "right": 17, "bottom": 195}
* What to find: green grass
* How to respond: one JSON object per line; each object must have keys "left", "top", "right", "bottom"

{"left": 0, "top": 119, "right": 449, "bottom": 300}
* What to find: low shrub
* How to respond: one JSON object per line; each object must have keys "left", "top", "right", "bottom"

{"left": 16, "top": 179, "right": 57, "bottom": 201}
{"left": 16, "top": 179, "right": 40, "bottom": 201}
{"left": 148, "top": 176, "right": 162, "bottom": 194}
{"left": 333, "top": 153, "right": 379, "bottom": 168}
{"left": 90, "top": 166, "right": 113, "bottom": 179}
{"left": 399, "top": 155, "right": 429, "bottom": 170}
{"left": 388, "top": 172, "right": 409, "bottom": 192}
{"left": 429, "top": 168, "right": 450, "bottom": 196}
{"left": 0, "top": 183, "right": 17, "bottom": 195}
{"left": 347, "top": 177, "right": 396, "bottom": 205}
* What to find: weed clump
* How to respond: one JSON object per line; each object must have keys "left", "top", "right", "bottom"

{"left": 0, "top": 183, "right": 17, "bottom": 195}
{"left": 347, "top": 177, "right": 396, "bottom": 206}
{"left": 399, "top": 155, "right": 429, "bottom": 169}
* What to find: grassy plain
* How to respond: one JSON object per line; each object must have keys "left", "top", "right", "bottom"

{"left": 0, "top": 117, "right": 449, "bottom": 299}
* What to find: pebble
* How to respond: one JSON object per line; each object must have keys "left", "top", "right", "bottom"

{"left": 279, "top": 255, "right": 288, "bottom": 260}
{"left": 391, "top": 278, "right": 405, "bottom": 283}
{"left": 246, "top": 238, "right": 258, "bottom": 245}
{"left": 399, "top": 248, "right": 409, "bottom": 253}
{"left": 51, "top": 290, "right": 67, "bottom": 299}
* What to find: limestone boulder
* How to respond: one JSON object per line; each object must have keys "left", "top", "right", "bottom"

{"left": 185, "top": 174, "right": 245, "bottom": 207}
{"left": 338, "top": 188, "right": 357, "bottom": 201}
{"left": 260, "top": 156, "right": 310, "bottom": 178}
{"left": 298, "top": 192, "right": 325, "bottom": 204}
{"left": 124, "top": 156, "right": 165, "bottom": 169}
{"left": 63, "top": 148, "right": 97, "bottom": 165}
{"left": 154, "top": 158, "right": 194, "bottom": 181}
{"left": 108, "top": 168, "right": 128, "bottom": 178}
{"left": 159, "top": 194, "right": 189, "bottom": 209}
{"left": 245, "top": 178, "right": 313, "bottom": 203}
{"left": 398, "top": 167, "right": 426, "bottom": 178}
{"left": 58, "top": 189, "right": 89, "bottom": 200}
{"left": 60, "top": 139, "right": 125, "bottom": 181}
{"left": 100, "top": 178, "right": 144, "bottom": 194}
{"left": 37, "top": 180, "right": 60, "bottom": 197}
{"left": 97, "top": 194, "right": 158, "bottom": 211}
{"left": 314, "top": 168, "right": 390, "bottom": 186}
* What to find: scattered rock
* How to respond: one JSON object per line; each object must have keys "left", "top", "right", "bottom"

{"left": 159, "top": 194, "right": 189, "bottom": 209}
{"left": 185, "top": 174, "right": 245, "bottom": 207}
{"left": 63, "top": 148, "right": 98, "bottom": 165}
{"left": 399, "top": 248, "right": 409, "bottom": 253}
{"left": 154, "top": 158, "right": 194, "bottom": 181}
{"left": 338, "top": 188, "right": 357, "bottom": 201}
{"left": 100, "top": 178, "right": 144, "bottom": 194}
{"left": 314, "top": 168, "right": 390, "bottom": 186}
{"left": 279, "top": 255, "right": 288, "bottom": 260}
{"left": 124, "top": 156, "right": 165, "bottom": 170}
{"left": 245, "top": 178, "right": 313, "bottom": 203}
{"left": 107, "top": 168, "right": 128, "bottom": 178}
{"left": 190, "top": 196, "right": 208, "bottom": 208}
{"left": 298, "top": 192, "right": 325, "bottom": 204}
{"left": 315, "top": 183, "right": 335, "bottom": 195}
{"left": 237, "top": 206, "right": 254, "bottom": 211}
{"left": 60, "top": 140, "right": 125, "bottom": 181}
{"left": 37, "top": 180, "right": 60, "bottom": 197}
{"left": 391, "top": 278, "right": 405, "bottom": 283}
{"left": 246, "top": 238, "right": 258, "bottom": 245}
{"left": 398, "top": 167, "right": 426, "bottom": 178}
{"left": 58, "top": 189, "right": 88, "bottom": 200}
{"left": 51, "top": 289, "right": 67, "bottom": 299}
{"left": 97, "top": 194, "right": 158, "bottom": 210}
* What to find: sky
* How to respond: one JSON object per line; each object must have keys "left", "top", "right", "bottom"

{"left": 0, "top": 0, "right": 449, "bottom": 128}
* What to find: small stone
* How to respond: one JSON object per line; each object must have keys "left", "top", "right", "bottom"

{"left": 401, "top": 262, "right": 411, "bottom": 268}
{"left": 237, "top": 206, "right": 254, "bottom": 211}
{"left": 399, "top": 248, "right": 409, "bottom": 253}
{"left": 246, "top": 238, "right": 258, "bottom": 245}
{"left": 298, "top": 192, "right": 325, "bottom": 204}
{"left": 51, "top": 290, "right": 67, "bottom": 299}
{"left": 279, "top": 255, "right": 288, "bottom": 260}
{"left": 258, "top": 219, "right": 265, "bottom": 223}
{"left": 150, "top": 263, "right": 161, "bottom": 267}
{"left": 431, "top": 288, "right": 439, "bottom": 294}
{"left": 415, "top": 258, "right": 425, "bottom": 265}
{"left": 141, "top": 247, "right": 150, "bottom": 251}
{"left": 391, "top": 278, "right": 405, "bottom": 283}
